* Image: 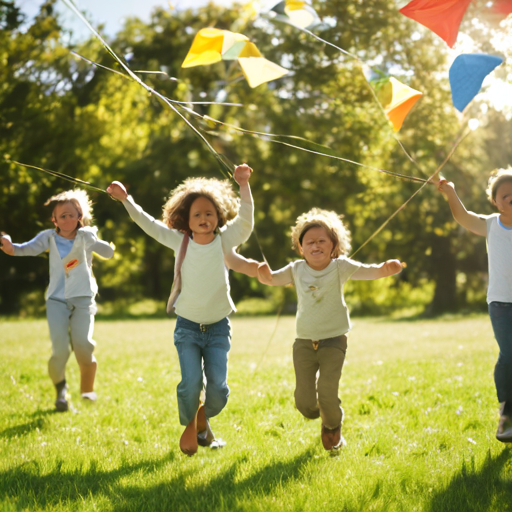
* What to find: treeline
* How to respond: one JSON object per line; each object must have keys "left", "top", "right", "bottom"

{"left": 1, "top": 0, "right": 511, "bottom": 316}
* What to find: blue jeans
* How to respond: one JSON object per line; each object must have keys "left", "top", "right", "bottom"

{"left": 173, "top": 316, "right": 231, "bottom": 426}
{"left": 489, "top": 302, "right": 512, "bottom": 406}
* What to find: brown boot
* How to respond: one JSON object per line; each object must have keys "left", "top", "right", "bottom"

{"left": 180, "top": 415, "right": 198, "bottom": 456}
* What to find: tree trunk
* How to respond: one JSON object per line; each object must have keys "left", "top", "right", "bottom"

{"left": 429, "top": 235, "right": 457, "bottom": 316}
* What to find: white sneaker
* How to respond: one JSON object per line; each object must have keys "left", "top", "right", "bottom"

{"left": 81, "top": 392, "right": 97, "bottom": 401}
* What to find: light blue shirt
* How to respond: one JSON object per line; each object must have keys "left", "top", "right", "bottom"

{"left": 55, "top": 234, "right": 75, "bottom": 258}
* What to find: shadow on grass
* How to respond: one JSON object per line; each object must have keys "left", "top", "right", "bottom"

{"left": 427, "top": 448, "right": 512, "bottom": 512}
{"left": 1, "top": 410, "right": 57, "bottom": 439}
{"left": 0, "top": 447, "right": 316, "bottom": 512}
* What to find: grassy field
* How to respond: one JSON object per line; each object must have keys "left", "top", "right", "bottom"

{"left": 0, "top": 314, "right": 511, "bottom": 512}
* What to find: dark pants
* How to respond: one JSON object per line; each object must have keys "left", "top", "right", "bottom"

{"left": 293, "top": 335, "right": 347, "bottom": 429}
{"left": 489, "top": 302, "right": 512, "bottom": 410}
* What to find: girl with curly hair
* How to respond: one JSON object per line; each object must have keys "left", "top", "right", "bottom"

{"left": 437, "top": 168, "right": 512, "bottom": 443}
{"left": 0, "top": 189, "right": 115, "bottom": 411}
{"left": 107, "top": 164, "right": 254, "bottom": 456}
{"left": 254, "top": 208, "right": 402, "bottom": 453}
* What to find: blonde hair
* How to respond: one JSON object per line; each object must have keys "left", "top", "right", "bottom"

{"left": 162, "top": 177, "right": 239, "bottom": 233}
{"left": 487, "top": 167, "right": 512, "bottom": 204}
{"left": 45, "top": 189, "right": 93, "bottom": 230}
{"left": 291, "top": 208, "right": 351, "bottom": 258}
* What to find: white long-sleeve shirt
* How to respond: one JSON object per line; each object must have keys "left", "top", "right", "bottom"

{"left": 122, "top": 194, "right": 253, "bottom": 324}
{"left": 12, "top": 227, "right": 114, "bottom": 300}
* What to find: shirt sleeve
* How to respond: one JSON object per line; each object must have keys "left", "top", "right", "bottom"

{"left": 12, "top": 230, "right": 51, "bottom": 257}
{"left": 221, "top": 195, "right": 254, "bottom": 252}
{"left": 337, "top": 256, "right": 363, "bottom": 283}
{"left": 122, "top": 196, "right": 183, "bottom": 251}
{"left": 270, "top": 262, "right": 294, "bottom": 286}
{"left": 80, "top": 227, "right": 115, "bottom": 259}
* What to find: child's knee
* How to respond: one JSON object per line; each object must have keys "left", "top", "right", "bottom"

{"left": 295, "top": 398, "right": 320, "bottom": 420}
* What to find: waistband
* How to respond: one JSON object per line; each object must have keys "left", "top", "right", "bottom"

{"left": 176, "top": 315, "right": 229, "bottom": 333}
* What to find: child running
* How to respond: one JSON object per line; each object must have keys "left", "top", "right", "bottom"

{"left": 0, "top": 189, "right": 115, "bottom": 411}
{"left": 437, "top": 169, "right": 512, "bottom": 442}
{"left": 254, "top": 208, "right": 402, "bottom": 452}
{"left": 107, "top": 164, "right": 253, "bottom": 456}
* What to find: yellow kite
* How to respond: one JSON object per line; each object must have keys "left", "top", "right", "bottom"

{"left": 181, "top": 28, "right": 288, "bottom": 88}
{"left": 379, "top": 77, "right": 423, "bottom": 132}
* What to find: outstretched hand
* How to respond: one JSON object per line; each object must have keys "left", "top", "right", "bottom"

{"left": 0, "top": 234, "right": 14, "bottom": 255}
{"left": 383, "top": 259, "right": 403, "bottom": 276}
{"left": 234, "top": 164, "right": 253, "bottom": 186}
{"left": 107, "top": 181, "right": 128, "bottom": 201}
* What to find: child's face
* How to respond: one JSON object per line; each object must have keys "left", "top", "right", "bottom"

{"left": 494, "top": 181, "right": 512, "bottom": 216}
{"left": 52, "top": 202, "right": 81, "bottom": 239}
{"left": 300, "top": 226, "right": 334, "bottom": 271}
{"left": 189, "top": 196, "right": 219, "bottom": 238}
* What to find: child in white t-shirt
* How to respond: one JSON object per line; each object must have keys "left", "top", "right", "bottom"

{"left": 255, "top": 208, "right": 402, "bottom": 452}
{"left": 0, "top": 189, "right": 114, "bottom": 412}
{"left": 437, "top": 168, "right": 512, "bottom": 443}
{"left": 107, "top": 164, "right": 253, "bottom": 456}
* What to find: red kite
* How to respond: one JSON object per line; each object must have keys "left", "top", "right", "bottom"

{"left": 399, "top": 0, "right": 473, "bottom": 48}
{"left": 493, "top": 0, "right": 512, "bottom": 16}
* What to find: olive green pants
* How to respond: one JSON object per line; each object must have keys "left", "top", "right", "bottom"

{"left": 292, "top": 335, "right": 347, "bottom": 430}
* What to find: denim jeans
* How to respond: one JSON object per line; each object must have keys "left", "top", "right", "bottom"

{"left": 173, "top": 316, "right": 231, "bottom": 426}
{"left": 489, "top": 302, "right": 512, "bottom": 405}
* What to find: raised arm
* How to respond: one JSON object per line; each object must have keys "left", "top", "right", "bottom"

{"left": 107, "top": 181, "right": 182, "bottom": 251}
{"left": 437, "top": 179, "right": 487, "bottom": 236}
{"left": 351, "top": 260, "right": 403, "bottom": 280}
{"left": 221, "top": 164, "right": 254, "bottom": 249}
{"left": 257, "top": 262, "right": 293, "bottom": 286}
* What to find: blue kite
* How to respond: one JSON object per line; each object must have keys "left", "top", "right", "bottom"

{"left": 449, "top": 53, "right": 504, "bottom": 112}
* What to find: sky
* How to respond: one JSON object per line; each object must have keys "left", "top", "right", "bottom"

{"left": 18, "top": 0, "right": 238, "bottom": 38}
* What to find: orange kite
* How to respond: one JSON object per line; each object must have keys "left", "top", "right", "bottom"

{"left": 399, "top": 0, "right": 473, "bottom": 48}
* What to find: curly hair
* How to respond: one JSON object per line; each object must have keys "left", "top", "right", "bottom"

{"left": 45, "top": 189, "right": 93, "bottom": 229}
{"left": 291, "top": 208, "right": 351, "bottom": 258}
{"left": 486, "top": 167, "right": 512, "bottom": 204}
{"left": 162, "top": 177, "right": 240, "bottom": 233}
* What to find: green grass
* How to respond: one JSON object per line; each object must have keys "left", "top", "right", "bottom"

{"left": 1, "top": 315, "right": 511, "bottom": 512}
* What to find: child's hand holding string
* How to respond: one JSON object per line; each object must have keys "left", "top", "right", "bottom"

{"left": 0, "top": 234, "right": 14, "bottom": 255}
{"left": 234, "top": 164, "right": 253, "bottom": 187}
{"left": 435, "top": 177, "right": 456, "bottom": 197}
{"left": 107, "top": 181, "right": 128, "bottom": 201}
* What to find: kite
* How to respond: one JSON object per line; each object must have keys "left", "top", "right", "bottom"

{"left": 270, "top": 0, "right": 321, "bottom": 29}
{"left": 181, "top": 28, "right": 288, "bottom": 88}
{"left": 378, "top": 77, "right": 423, "bottom": 132}
{"left": 449, "top": 53, "right": 504, "bottom": 112}
{"left": 399, "top": 0, "right": 473, "bottom": 48}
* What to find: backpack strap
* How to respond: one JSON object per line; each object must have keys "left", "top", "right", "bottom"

{"left": 166, "top": 233, "right": 190, "bottom": 315}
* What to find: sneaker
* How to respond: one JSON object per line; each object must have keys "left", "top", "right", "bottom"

{"left": 55, "top": 380, "right": 68, "bottom": 412}
{"left": 81, "top": 392, "right": 97, "bottom": 401}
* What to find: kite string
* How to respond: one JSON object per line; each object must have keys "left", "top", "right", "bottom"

{"left": 350, "top": 127, "right": 471, "bottom": 258}
{"left": 62, "top": 0, "right": 234, "bottom": 179}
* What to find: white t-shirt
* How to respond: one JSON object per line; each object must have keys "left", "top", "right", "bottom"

{"left": 123, "top": 194, "right": 253, "bottom": 324}
{"left": 485, "top": 214, "right": 512, "bottom": 304}
{"left": 271, "top": 257, "right": 362, "bottom": 339}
